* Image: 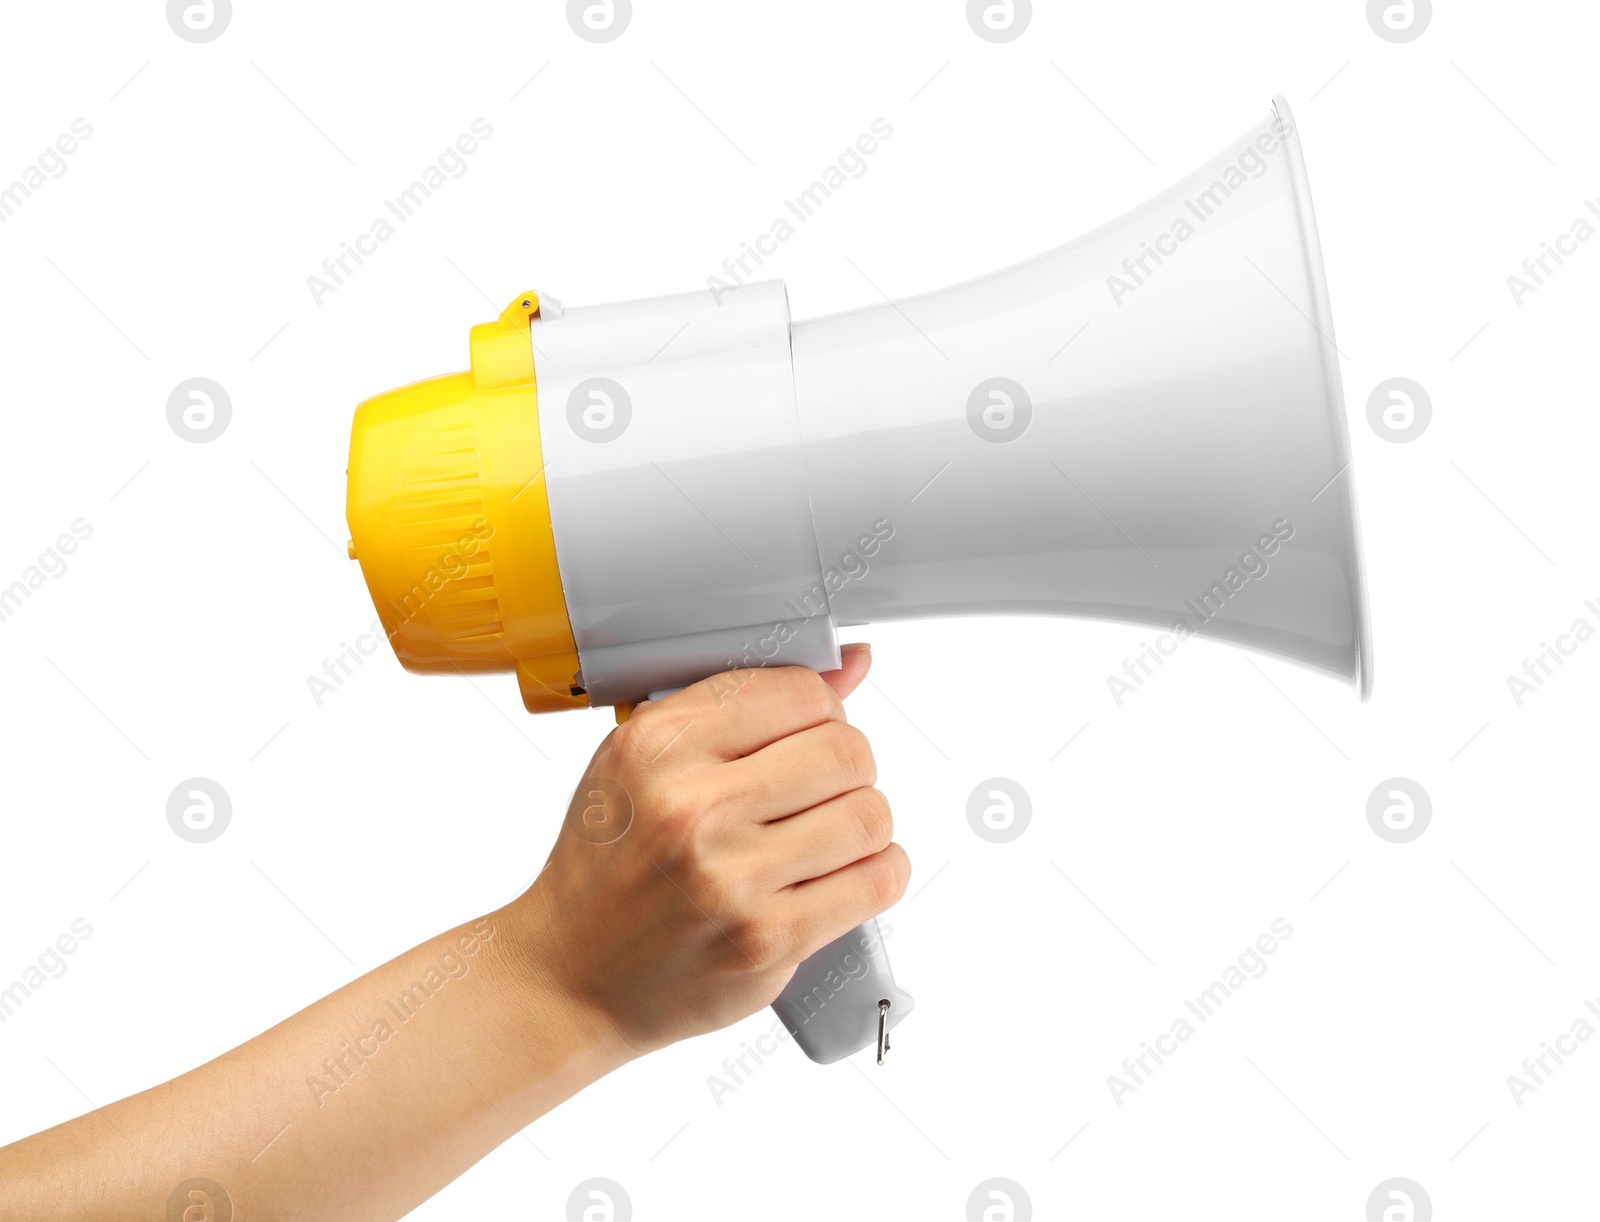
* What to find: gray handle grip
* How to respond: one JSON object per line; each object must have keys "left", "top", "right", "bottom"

{"left": 771, "top": 918, "right": 912, "bottom": 1064}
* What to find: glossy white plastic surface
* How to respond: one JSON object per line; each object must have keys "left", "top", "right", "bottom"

{"left": 790, "top": 96, "right": 1371, "bottom": 696}
{"left": 532, "top": 281, "right": 840, "bottom": 707}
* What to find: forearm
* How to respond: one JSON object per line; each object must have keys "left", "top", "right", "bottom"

{"left": 0, "top": 900, "right": 633, "bottom": 1221}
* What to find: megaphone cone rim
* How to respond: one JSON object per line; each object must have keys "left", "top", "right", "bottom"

{"left": 1272, "top": 94, "right": 1374, "bottom": 701}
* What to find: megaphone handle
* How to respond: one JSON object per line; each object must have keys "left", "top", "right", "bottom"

{"left": 771, "top": 917, "right": 913, "bottom": 1065}
{"left": 635, "top": 688, "right": 913, "bottom": 1065}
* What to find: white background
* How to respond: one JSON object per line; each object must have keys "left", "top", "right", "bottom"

{"left": 2, "top": 1, "right": 1596, "bottom": 1218}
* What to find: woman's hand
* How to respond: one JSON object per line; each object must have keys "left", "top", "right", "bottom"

{"left": 510, "top": 643, "right": 910, "bottom": 1057}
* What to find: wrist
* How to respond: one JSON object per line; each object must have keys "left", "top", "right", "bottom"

{"left": 481, "top": 894, "right": 639, "bottom": 1090}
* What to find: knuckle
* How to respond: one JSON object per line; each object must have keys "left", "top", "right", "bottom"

{"left": 702, "top": 668, "right": 754, "bottom": 709}
{"left": 852, "top": 788, "right": 894, "bottom": 853}
{"left": 677, "top": 847, "right": 734, "bottom": 911}
{"left": 651, "top": 782, "right": 705, "bottom": 842}
{"left": 862, "top": 853, "right": 903, "bottom": 911}
{"left": 614, "top": 703, "right": 690, "bottom": 770}
{"left": 781, "top": 666, "right": 840, "bottom": 724}
{"left": 830, "top": 724, "right": 877, "bottom": 790}
{"left": 609, "top": 717, "right": 651, "bottom": 769}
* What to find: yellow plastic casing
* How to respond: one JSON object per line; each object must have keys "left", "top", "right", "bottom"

{"left": 345, "top": 291, "right": 589, "bottom": 713}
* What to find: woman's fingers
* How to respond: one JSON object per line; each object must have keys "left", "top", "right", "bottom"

{"left": 818, "top": 641, "right": 872, "bottom": 701}
{"left": 757, "top": 785, "right": 894, "bottom": 886}
{"left": 638, "top": 665, "right": 846, "bottom": 762}
{"left": 719, "top": 719, "right": 878, "bottom": 823}
{"left": 775, "top": 844, "right": 912, "bottom": 963}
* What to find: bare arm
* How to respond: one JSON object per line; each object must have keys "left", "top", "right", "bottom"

{"left": 0, "top": 909, "right": 629, "bottom": 1220}
{"left": 0, "top": 648, "right": 908, "bottom": 1220}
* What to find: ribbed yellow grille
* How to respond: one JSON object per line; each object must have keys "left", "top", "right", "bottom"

{"left": 392, "top": 422, "right": 504, "bottom": 644}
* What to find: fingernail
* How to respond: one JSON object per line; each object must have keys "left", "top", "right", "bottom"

{"left": 842, "top": 641, "right": 872, "bottom": 655}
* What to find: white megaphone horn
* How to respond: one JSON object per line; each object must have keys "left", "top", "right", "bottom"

{"left": 346, "top": 94, "right": 1372, "bottom": 1066}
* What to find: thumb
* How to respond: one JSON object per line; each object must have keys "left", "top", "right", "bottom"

{"left": 819, "top": 642, "right": 872, "bottom": 702}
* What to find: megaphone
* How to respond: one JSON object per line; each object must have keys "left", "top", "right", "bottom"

{"left": 345, "top": 95, "right": 1371, "bottom": 1065}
